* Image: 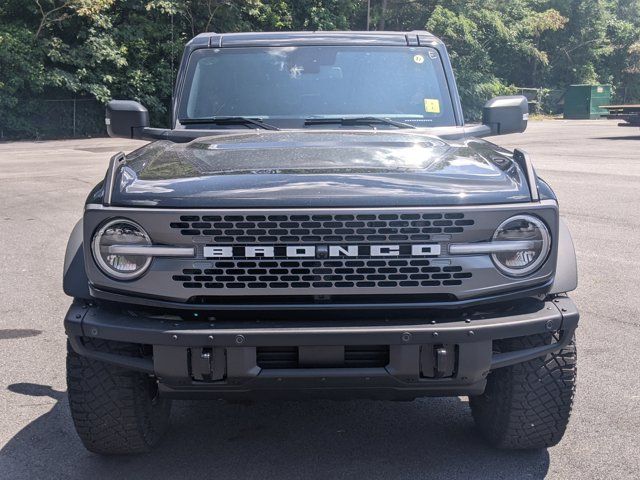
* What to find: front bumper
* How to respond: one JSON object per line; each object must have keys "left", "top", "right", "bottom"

{"left": 64, "top": 296, "right": 578, "bottom": 399}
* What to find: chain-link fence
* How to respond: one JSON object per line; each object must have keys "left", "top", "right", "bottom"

{"left": 41, "top": 98, "right": 105, "bottom": 138}
{"left": 1, "top": 97, "right": 172, "bottom": 141}
{"left": 0, "top": 98, "right": 105, "bottom": 140}
{"left": 0, "top": 89, "right": 578, "bottom": 141}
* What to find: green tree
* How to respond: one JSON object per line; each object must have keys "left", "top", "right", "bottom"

{"left": 1, "top": 0, "right": 639, "bottom": 138}
{"left": 426, "top": 1, "right": 567, "bottom": 119}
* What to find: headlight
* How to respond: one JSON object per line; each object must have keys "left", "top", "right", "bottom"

{"left": 92, "top": 219, "right": 152, "bottom": 280}
{"left": 491, "top": 215, "right": 551, "bottom": 277}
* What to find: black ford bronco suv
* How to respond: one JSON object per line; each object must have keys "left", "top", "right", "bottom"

{"left": 63, "top": 31, "right": 579, "bottom": 454}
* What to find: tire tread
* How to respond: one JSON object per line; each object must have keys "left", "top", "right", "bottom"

{"left": 470, "top": 333, "right": 577, "bottom": 449}
{"left": 66, "top": 339, "right": 171, "bottom": 455}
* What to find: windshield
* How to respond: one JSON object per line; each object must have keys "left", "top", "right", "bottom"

{"left": 178, "top": 46, "right": 456, "bottom": 128}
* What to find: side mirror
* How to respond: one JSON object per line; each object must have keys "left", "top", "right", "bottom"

{"left": 482, "top": 96, "right": 528, "bottom": 135}
{"left": 105, "top": 100, "right": 149, "bottom": 139}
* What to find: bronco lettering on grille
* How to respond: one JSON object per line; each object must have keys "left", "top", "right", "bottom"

{"left": 203, "top": 244, "right": 441, "bottom": 259}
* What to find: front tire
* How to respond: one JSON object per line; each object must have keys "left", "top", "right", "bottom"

{"left": 470, "top": 333, "right": 577, "bottom": 449}
{"left": 66, "top": 339, "right": 171, "bottom": 454}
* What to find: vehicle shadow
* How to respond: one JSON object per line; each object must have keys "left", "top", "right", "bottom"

{"left": 1, "top": 383, "right": 550, "bottom": 480}
{"left": 0, "top": 329, "right": 42, "bottom": 340}
{"left": 592, "top": 135, "right": 640, "bottom": 141}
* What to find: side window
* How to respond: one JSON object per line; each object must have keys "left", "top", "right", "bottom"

{"left": 186, "top": 62, "right": 202, "bottom": 118}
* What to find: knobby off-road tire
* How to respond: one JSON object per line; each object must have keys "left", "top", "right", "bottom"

{"left": 66, "top": 339, "right": 171, "bottom": 454}
{"left": 470, "top": 333, "right": 576, "bottom": 449}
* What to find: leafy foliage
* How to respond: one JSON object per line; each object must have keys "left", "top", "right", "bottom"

{"left": 0, "top": 0, "right": 639, "bottom": 138}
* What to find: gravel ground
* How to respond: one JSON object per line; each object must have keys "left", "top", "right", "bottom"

{"left": 0, "top": 120, "right": 638, "bottom": 479}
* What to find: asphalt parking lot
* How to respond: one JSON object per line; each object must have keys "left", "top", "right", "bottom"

{"left": 0, "top": 119, "right": 638, "bottom": 479}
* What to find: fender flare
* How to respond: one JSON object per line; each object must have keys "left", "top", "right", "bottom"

{"left": 63, "top": 219, "right": 91, "bottom": 299}
{"left": 550, "top": 217, "right": 578, "bottom": 294}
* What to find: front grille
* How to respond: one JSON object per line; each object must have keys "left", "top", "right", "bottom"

{"left": 86, "top": 204, "right": 558, "bottom": 302}
{"left": 172, "top": 259, "right": 472, "bottom": 290}
{"left": 170, "top": 213, "right": 474, "bottom": 244}
{"left": 256, "top": 345, "right": 390, "bottom": 369}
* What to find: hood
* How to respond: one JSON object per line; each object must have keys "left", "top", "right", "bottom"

{"left": 105, "top": 131, "right": 532, "bottom": 208}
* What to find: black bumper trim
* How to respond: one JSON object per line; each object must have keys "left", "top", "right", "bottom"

{"left": 88, "top": 280, "right": 553, "bottom": 311}
{"left": 490, "top": 326, "right": 574, "bottom": 369}
{"left": 68, "top": 336, "right": 155, "bottom": 374}
{"left": 65, "top": 297, "right": 578, "bottom": 377}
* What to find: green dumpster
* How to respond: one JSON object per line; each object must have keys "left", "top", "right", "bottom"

{"left": 563, "top": 84, "right": 612, "bottom": 119}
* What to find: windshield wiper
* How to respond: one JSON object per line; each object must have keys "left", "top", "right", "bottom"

{"left": 179, "top": 117, "right": 280, "bottom": 130}
{"left": 304, "top": 116, "right": 416, "bottom": 129}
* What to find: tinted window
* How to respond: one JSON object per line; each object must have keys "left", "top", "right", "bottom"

{"left": 179, "top": 46, "right": 456, "bottom": 127}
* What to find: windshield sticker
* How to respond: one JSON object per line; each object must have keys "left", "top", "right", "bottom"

{"left": 424, "top": 98, "right": 441, "bottom": 113}
{"left": 413, "top": 54, "right": 424, "bottom": 64}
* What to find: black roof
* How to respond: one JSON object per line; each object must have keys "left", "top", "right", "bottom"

{"left": 187, "top": 30, "right": 441, "bottom": 48}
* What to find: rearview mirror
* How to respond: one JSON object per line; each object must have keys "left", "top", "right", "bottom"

{"left": 106, "top": 100, "right": 149, "bottom": 139}
{"left": 482, "top": 96, "right": 528, "bottom": 136}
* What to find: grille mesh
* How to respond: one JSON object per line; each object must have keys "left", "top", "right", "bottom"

{"left": 344, "top": 345, "right": 389, "bottom": 368}
{"left": 256, "top": 345, "right": 390, "bottom": 369}
{"left": 170, "top": 212, "right": 474, "bottom": 244}
{"left": 256, "top": 347, "right": 298, "bottom": 369}
{"left": 172, "top": 259, "right": 472, "bottom": 290}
